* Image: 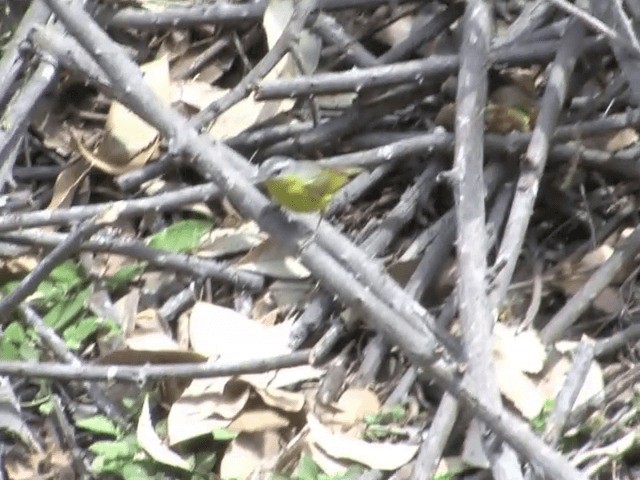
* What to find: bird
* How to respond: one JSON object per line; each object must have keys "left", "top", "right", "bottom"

{"left": 253, "top": 156, "right": 362, "bottom": 213}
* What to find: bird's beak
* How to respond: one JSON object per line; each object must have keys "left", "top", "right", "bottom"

{"left": 252, "top": 170, "right": 270, "bottom": 185}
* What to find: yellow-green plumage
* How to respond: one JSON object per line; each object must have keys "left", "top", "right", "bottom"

{"left": 255, "top": 157, "right": 360, "bottom": 213}
{"left": 264, "top": 169, "right": 351, "bottom": 213}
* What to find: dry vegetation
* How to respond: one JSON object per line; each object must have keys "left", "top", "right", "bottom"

{"left": 0, "top": 0, "right": 639, "bottom": 479}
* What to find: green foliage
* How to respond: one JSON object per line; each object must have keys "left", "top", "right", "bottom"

{"left": 433, "top": 473, "right": 455, "bottom": 480}
{"left": 147, "top": 219, "right": 213, "bottom": 253}
{"left": 89, "top": 434, "right": 158, "bottom": 478}
{"left": 363, "top": 404, "right": 408, "bottom": 440}
{"left": 43, "top": 285, "right": 91, "bottom": 330}
{"left": 0, "top": 259, "right": 123, "bottom": 361}
{"left": 364, "top": 404, "right": 407, "bottom": 425}
{"left": 106, "top": 262, "right": 147, "bottom": 291}
{"left": 76, "top": 415, "right": 120, "bottom": 437}
{"left": 531, "top": 399, "right": 555, "bottom": 433}
{"left": 212, "top": 427, "right": 237, "bottom": 441}
{"left": 276, "top": 454, "right": 363, "bottom": 480}
{"left": 63, "top": 316, "right": 107, "bottom": 350}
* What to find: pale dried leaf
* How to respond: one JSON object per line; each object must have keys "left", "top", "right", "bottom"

{"left": 220, "top": 431, "right": 282, "bottom": 480}
{"left": 228, "top": 408, "right": 290, "bottom": 433}
{"left": 77, "top": 56, "right": 170, "bottom": 174}
{"left": 171, "top": 80, "right": 225, "bottom": 111}
{"left": 332, "top": 388, "right": 380, "bottom": 426}
{"left": 47, "top": 160, "right": 91, "bottom": 210}
{"left": 538, "top": 350, "right": 604, "bottom": 408}
{"left": 307, "top": 414, "right": 418, "bottom": 470}
{"left": 252, "top": 386, "right": 306, "bottom": 412}
{"left": 268, "top": 280, "right": 314, "bottom": 308}
{"left": 606, "top": 128, "right": 638, "bottom": 152}
{"left": 236, "top": 239, "right": 310, "bottom": 279}
{"left": 495, "top": 356, "right": 545, "bottom": 419}
{"left": 373, "top": 10, "right": 414, "bottom": 47}
{"left": 168, "top": 377, "right": 240, "bottom": 445}
{"left": 125, "top": 308, "right": 178, "bottom": 351}
{"left": 197, "top": 222, "right": 267, "bottom": 258}
{"left": 307, "top": 442, "right": 352, "bottom": 476}
{"left": 137, "top": 395, "right": 191, "bottom": 471}
{"left": 208, "top": 95, "right": 294, "bottom": 140}
{"left": 189, "top": 302, "right": 290, "bottom": 358}
{"left": 494, "top": 323, "right": 546, "bottom": 374}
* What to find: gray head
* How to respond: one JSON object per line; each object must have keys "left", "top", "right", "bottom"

{"left": 253, "top": 156, "right": 297, "bottom": 184}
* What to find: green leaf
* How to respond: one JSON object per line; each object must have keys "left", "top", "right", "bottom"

{"left": 147, "top": 219, "right": 213, "bottom": 253}
{"left": 38, "top": 399, "right": 54, "bottom": 416}
{"left": 18, "top": 341, "right": 40, "bottom": 361}
{"left": 63, "top": 316, "right": 102, "bottom": 350}
{"left": 76, "top": 415, "right": 119, "bottom": 437}
{"left": 212, "top": 427, "right": 237, "bottom": 441}
{"left": 35, "top": 280, "right": 65, "bottom": 305}
{"left": 295, "top": 454, "right": 319, "bottom": 480}
{"left": 44, "top": 286, "right": 91, "bottom": 330}
{"left": 192, "top": 451, "right": 217, "bottom": 476}
{"left": 531, "top": 399, "right": 555, "bottom": 433}
{"left": 106, "top": 262, "right": 147, "bottom": 291}
{"left": 3, "top": 322, "right": 25, "bottom": 343}
{"left": 0, "top": 338, "right": 21, "bottom": 361}
{"left": 364, "top": 404, "right": 406, "bottom": 425}
{"left": 49, "top": 261, "right": 85, "bottom": 288}
{"left": 89, "top": 436, "right": 139, "bottom": 459}
{"left": 122, "top": 462, "right": 155, "bottom": 480}
{"left": 0, "top": 280, "right": 20, "bottom": 297}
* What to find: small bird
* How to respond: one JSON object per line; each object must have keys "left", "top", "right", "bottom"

{"left": 253, "top": 156, "right": 361, "bottom": 213}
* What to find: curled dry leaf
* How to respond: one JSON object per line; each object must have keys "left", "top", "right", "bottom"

{"left": 167, "top": 376, "right": 244, "bottom": 445}
{"left": 46, "top": 160, "right": 91, "bottom": 210}
{"left": 137, "top": 395, "right": 191, "bottom": 471}
{"left": 197, "top": 221, "right": 267, "bottom": 258}
{"left": 74, "top": 56, "right": 171, "bottom": 175}
{"left": 307, "top": 414, "right": 418, "bottom": 471}
{"left": 208, "top": 0, "right": 321, "bottom": 140}
{"left": 307, "top": 442, "right": 353, "bottom": 476}
{"left": 125, "top": 308, "right": 178, "bottom": 352}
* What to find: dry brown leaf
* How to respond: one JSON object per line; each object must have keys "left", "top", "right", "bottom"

{"left": 252, "top": 386, "right": 306, "bottom": 412}
{"left": 268, "top": 280, "right": 314, "bottom": 308}
{"left": 235, "top": 238, "right": 310, "bottom": 279}
{"left": 137, "top": 395, "right": 191, "bottom": 471}
{"left": 538, "top": 347, "right": 604, "bottom": 408}
{"left": 307, "top": 414, "right": 418, "bottom": 471}
{"left": 97, "top": 349, "right": 206, "bottom": 366}
{"left": 125, "top": 308, "right": 178, "bottom": 351}
{"left": 331, "top": 388, "right": 380, "bottom": 426}
{"left": 167, "top": 377, "right": 244, "bottom": 445}
{"left": 219, "top": 431, "right": 282, "bottom": 480}
{"left": 46, "top": 160, "right": 91, "bottom": 210}
{"left": 197, "top": 222, "right": 267, "bottom": 258}
{"left": 494, "top": 356, "right": 545, "bottom": 419}
{"left": 171, "top": 80, "right": 225, "bottom": 111}
{"left": 307, "top": 442, "right": 353, "bottom": 476}
{"left": 189, "top": 302, "right": 290, "bottom": 358}
{"left": 75, "top": 56, "right": 171, "bottom": 174}
{"left": 494, "top": 323, "right": 546, "bottom": 374}
{"left": 2, "top": 256, "right": 38, "bottom": 275}
{"left": 228, "top": 408, "right": 290, "bottom": 433}
{"left": 208, "top": 0, "right": 321, "bottom": 140}
{"left": 373, "top": 8, "right": 414, "bottom": 47}
{"left": 583, "top": 128, "right": 639, "bottom": 152}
